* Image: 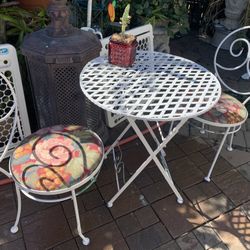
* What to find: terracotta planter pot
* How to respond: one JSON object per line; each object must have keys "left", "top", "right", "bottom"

{"left": 19, "top": 0, "right": 51, "bottom": 9}
{"left": 108, "top": 40, "right": 137, "bottom": 67}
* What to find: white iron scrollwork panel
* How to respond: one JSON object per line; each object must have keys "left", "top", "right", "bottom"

{"left": 214, "top": 26, "right": 250, "bottom": 95}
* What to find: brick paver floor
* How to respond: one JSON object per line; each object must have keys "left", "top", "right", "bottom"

{"left": 1, "top": 131, "right": 250, "bottom": 250}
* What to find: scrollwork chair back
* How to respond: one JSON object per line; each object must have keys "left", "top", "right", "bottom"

{"left": 214, "top": 26, "right": 250, "bottom": 100}
{"left": 193, "top": 26, "right": 250, "bottom": 183}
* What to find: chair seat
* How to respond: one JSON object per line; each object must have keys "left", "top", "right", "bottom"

{"left": 10, "top": 125, "right": 103, "bottom": 192}
{"left": 197, "top": 93, "right": 248, "bottom": 126}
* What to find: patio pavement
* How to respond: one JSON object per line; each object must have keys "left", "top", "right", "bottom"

{"left": 1, "top": 34, "right": 250, "bottom": 250}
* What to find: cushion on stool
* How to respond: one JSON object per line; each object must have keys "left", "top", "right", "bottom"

{"left": 10, "top": 125, "right": 103, "bottom": 192}
{"left": 198, "top": 93, "right": 248, "bottom": 125}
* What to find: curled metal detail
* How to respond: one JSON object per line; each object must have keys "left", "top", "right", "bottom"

{"left": 214, "top": 26, "right": 250, "bottom": 95}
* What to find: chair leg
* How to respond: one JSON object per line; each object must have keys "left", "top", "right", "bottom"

{"left": 11, "top": 184, "right": 22, "bottom": 233}
{"left": 227, "top": 127, "right": 235, "bottom": 152}
{"left": 71, "top": 189, "right": 90, "bottom": 246}
{"left": 200, "top": 123, "right": 205, "bottom": 134}
{"left": 204, "top": 127, "right": 230, "bottom": 182}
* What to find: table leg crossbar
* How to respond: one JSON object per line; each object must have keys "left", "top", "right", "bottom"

{"left": 106, "top": 118, "right": 188, "bottom": 208}
{"left": 143, "top": 121, "right": 169, "bottom": 173}
{"left": 112, "top": 145, "right": 126, "bottom": 190}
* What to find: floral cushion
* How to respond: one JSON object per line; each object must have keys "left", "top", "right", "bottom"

{"left": 10, "top": 125, "right": 104, "bottom": 192}
{"left": 198, "top": 93, "right": 248, "bottom": 125}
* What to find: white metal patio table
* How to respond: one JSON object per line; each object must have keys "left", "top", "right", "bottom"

{"left": 80, "top": 51, "right": 221, "bottom": 206}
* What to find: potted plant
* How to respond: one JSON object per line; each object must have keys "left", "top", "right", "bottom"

{"left": 132, "top": 0, "right": 189, "bottom": 52}
{"left": 108, "top": 4, "right": 137, "bottom": 67}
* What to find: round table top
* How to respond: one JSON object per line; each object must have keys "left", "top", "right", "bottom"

{"left": 80, "top": 51, "right": 221, "bottom": 122}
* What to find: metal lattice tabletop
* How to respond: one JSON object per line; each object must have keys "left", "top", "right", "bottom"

{"left": 80, "top": 51, "right": 221, "bottom": 122}
{"left": 80, "top": 51, "right": 222, "bottom": 206}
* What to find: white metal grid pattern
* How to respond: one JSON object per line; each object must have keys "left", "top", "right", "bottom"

{"left": 100, "top": 24, "right": 154, "bottom": 127}
{"left": 0, "top": 75, "right": 16, "bottom": 145}
{"left": 80, "top": 51, "right": 221, "bottom": 122}
{"left": 0, "top": 44, "right": 31, "bottom": 157}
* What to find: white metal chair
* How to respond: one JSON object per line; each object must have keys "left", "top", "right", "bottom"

{"left": 193, "top": 26, "right": 250, "bottom": 182}
{"left": 0, "top": 44, "right": 31, "bottom": 158}
{"left": 0, "top": 72, "right": 104, "bottom": 246}
{"left": 100, "top": 24, "right": 154, "bottom": 128}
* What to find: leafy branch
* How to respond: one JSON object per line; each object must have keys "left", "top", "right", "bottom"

{"left": 0, "top": 6, "right": 48, "bottom": 48}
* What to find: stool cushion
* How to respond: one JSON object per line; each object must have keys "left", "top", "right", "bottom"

{"left": 10, "top": 125, "right": 103, "bottom": 192}
{"left": 198, "top": 93, "right": 248, "bottom": 125}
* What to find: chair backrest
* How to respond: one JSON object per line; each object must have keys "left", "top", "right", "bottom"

{"left": 214, "top": 26, "right": 250, "bottom": 96}
{"left": 0, "top": 44, "right": 30, "bottom": 163}
{"left": 100, "top": 24, "right": 154, "bottom": 56}
{"left": 0, "top": 73, "right": 19, "bottom": 177}
{"left": 80, "top": 27, "right": 103, "bottom": 39}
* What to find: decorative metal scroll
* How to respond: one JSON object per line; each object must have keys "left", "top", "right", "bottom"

{"left": 214, "top": 26, "right": 250, "bottom": 95}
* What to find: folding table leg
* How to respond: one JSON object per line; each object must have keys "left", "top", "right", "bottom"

{"left": 143, "top": 121, "right": 166, "bottom": 157}
{"left": 104, "top": 123, "right": 131, "bottom": 157}
{"left": 143, "top": 121, "right": 169, "bottom": 174}
{"left": 169, "top": 121, "right": 174, "bottom": 134}
{"left": 107, "top": 118, "right": 188, "bottom": 207}
{"left": 130, "top": 119, "right": 185, "bottom": 204}
{"left": 105, "top": 123, "right": 131, "bottom": 193}
{"left": 107, "top": 150, "right": 154, "bottom": 207}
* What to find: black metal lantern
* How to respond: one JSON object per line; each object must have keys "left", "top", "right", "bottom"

{"left": 22, "top": 0, "right": 108, "bottom": 141}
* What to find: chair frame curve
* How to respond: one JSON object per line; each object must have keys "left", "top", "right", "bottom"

{"left": 214, "top": 25, "right": 250, "bottom": 96}
{"left": 192, "top": 25, "right": 250, "bottom": 182}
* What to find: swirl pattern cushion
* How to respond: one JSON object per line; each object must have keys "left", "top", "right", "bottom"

{"left": 10, "top": 125, "right": 103, "bottom": 192}
{"left": 199, "top": 93, "right": 248, "bottom": 125}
